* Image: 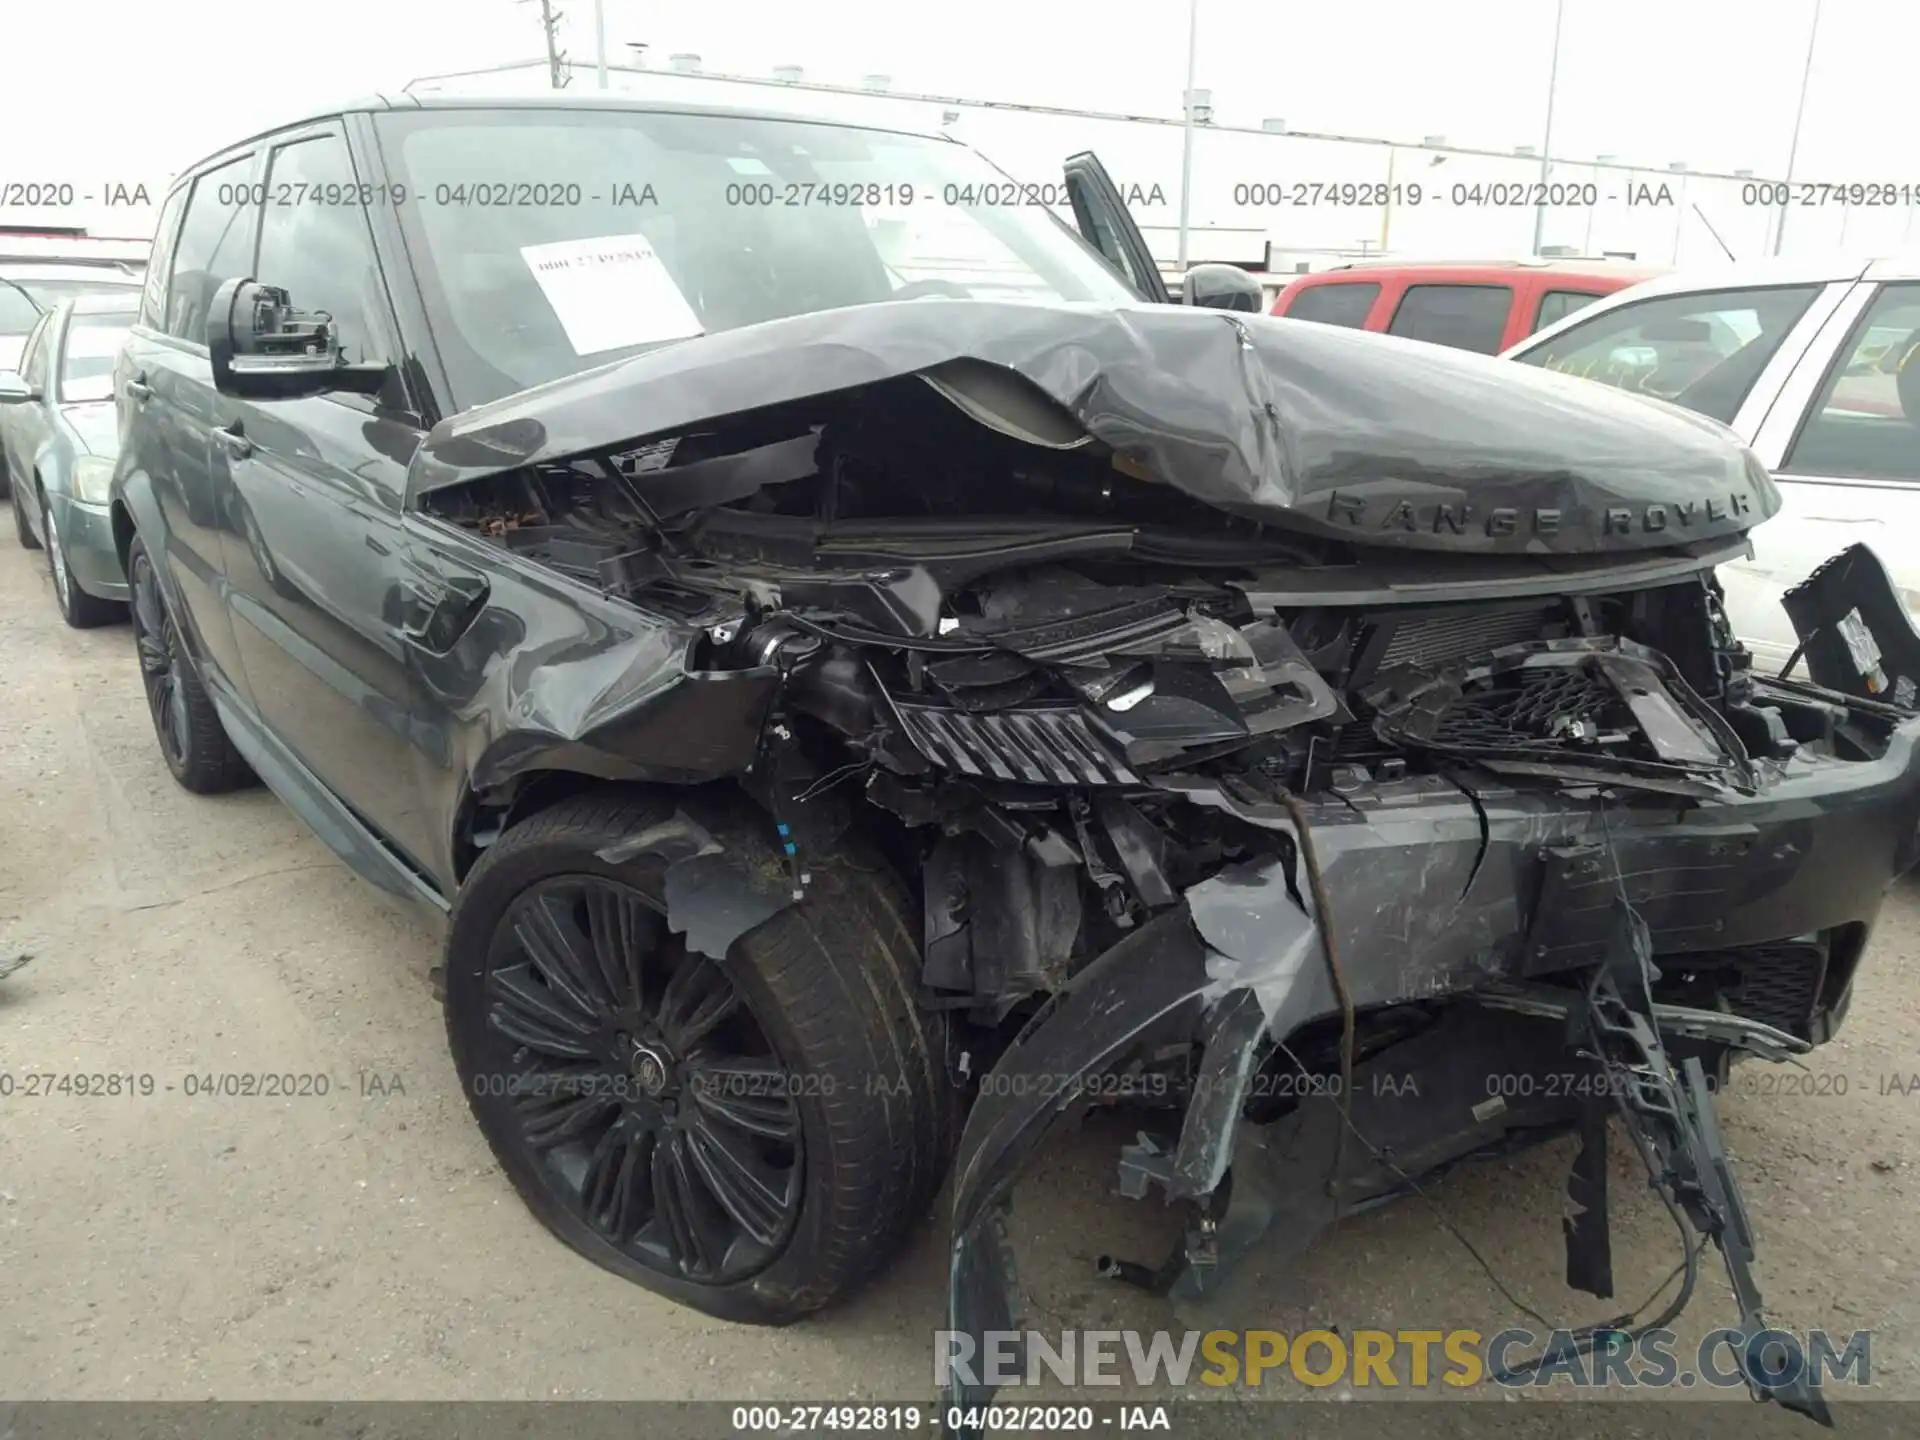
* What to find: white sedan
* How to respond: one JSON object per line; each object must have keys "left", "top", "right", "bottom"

{"left": 1504, "top": 255, "right": 1920, "bottom": 672}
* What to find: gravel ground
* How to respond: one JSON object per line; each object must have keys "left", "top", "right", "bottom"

{"left": 0, "top": 520, "right": 1915, "bottom": 1434}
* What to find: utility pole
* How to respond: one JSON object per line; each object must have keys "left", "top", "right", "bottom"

{"left": 593, "top": 0, "right": 608, "bottom": 88}
{"left": 1774, "top": 0, "right": 1824, "bottom": 255}
{"left": 1176, "top": 0, "right": 1200, "bottom": 268}
{"left": 1530, "top": 0, "right": 1567, "bottom": 257}
{"left": 521, "top": 0, "right": 571, "bottom": 89}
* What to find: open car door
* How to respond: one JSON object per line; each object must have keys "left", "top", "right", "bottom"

{"left": 1062, "top": 151, "right": 1170, "bottom": 305}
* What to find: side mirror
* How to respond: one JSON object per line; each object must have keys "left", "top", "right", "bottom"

{"left": 1181, "top": 263, "right": 1265, "bottom": 313}
{"left": 0, "top": 369, "right": 36, "bottom": 405}
{"left": 207, "top": 276, "right": 388, "bottom": 401}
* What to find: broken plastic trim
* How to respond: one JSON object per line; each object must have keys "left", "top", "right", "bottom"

{"left": 594, "top": 808, "right": 801, "bottom": 960}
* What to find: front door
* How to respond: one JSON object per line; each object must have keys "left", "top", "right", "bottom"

{"left": 216, "top": 124, "right": 441, "bottom": 873}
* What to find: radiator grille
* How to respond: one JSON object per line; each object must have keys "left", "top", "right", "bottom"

{"left": 890, "top": 701, "right": 1139, "bottom": 786}
{"left": 1377, "top": 606, "right": 1555, "bottom": 671}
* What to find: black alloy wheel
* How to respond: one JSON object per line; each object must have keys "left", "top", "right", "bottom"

{"left": 126, "top": 537, "right": 254, "bottom": 793}
{"left": 481, "top": 874, "right": 802, "bottom": 1283}
{"left": 130, "top": 544, "right": 191, "bottom": 770}
{"left": 447, "top": 790, "right": 957, "bottom": 1322}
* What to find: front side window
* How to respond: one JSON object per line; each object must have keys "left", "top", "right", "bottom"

{"left": 19, "top": 312, "right": 55, "bottom": 388}
{"left": 1534, "top": 288, "right": 1602, "bottom": 333}
{"left": 1386, "top": 284, "right": 1513, "bottom": 353}
{"left": 1782, "top": 282, "right": 1920, "bottom": 481}
{"left": 1282, "top": 281, "right": 1380, "bottom": 328}
{"left": 255, "top": 133, "right": 390, "bottom": 366}
{"left": 58, "top": 312, "right": 136, "bottom": 403}
{"left": 165, "top": 154, "right": 260, "bottom": 344}
{"left": 375, "top": 108, "right": 1136, "bottom": 409}
{"left": 1513, "top": 284, "right": 1822, "bottom": 425}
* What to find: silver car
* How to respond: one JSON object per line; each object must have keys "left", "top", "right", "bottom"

{"left": 1, "top": 293, "right": 138, "bottom": 627}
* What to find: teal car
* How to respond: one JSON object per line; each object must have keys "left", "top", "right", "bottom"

{"left": 1, "top": 292, "right": 137, "bottom": 627}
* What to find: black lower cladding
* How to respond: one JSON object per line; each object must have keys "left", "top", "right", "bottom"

{"left": 480, "top": 875, "right": 803, "bottom": 1284}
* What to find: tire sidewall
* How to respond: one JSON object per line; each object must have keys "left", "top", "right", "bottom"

{"left": 445, "top": 820, "right": 853, "bottom": 1321}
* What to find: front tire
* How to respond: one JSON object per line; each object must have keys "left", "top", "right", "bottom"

{"left": 45, "top": 498, "right": 123, "bottom": 629}
{"left": 445, "top": 789, "right": 956, "bottom": 1322}
{"left": 127, "top": 536, "right": 255, "bottom": 793}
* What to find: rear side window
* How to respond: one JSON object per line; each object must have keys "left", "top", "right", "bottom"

{"left": 1513, "top": 284, "right": 1822, "bottom": 425}
{"left": 1387, "top": 284, "right": 1513, "bottom": 353}
{"left": 1282, "top": 281, "right": 1380, "bottom": 328}
{"left": 1535, "top": 289, "right": 1602, "bottom": 333}
{"left": 165, "top": 155, "right": 260, "bottom": 344}
{"left": 1782, "top": 281, "right": 1920, "bottom": 481}
{"left": 140, "top": 187, "right": 189, "bottom": 330}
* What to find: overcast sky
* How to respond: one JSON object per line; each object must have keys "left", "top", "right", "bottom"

{"left": 8, "top": 0, "right": 1912, "bottom": 258}
{"left": 14, "top": 0, "right": 1906, "bottom": 177}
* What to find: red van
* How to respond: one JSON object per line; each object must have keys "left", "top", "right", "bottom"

{"left": 1269, "top": 258, "right": 1664, "bottom": 354}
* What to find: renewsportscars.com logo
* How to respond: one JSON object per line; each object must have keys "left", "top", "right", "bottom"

{"left": 934, "top": 1327, "right": 1871, "bottom": 1393}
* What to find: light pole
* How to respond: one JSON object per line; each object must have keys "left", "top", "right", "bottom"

{"left": 1582, "top": 153, "right": 1614, "bottom": 253}
{"left": 592, "top": 0, "right": 609, "bottom": 87}
{"left": 1531, "top": 0, "right": 1568, "bottom": 257}
{"left": 1668, "top": 162, "right": 1691, "bottom": 262}
{"left": 1177, "top": 0, "right": 1202, "bottom": 268}
{"left": 1774, "top": 0, "right": 1824, "bottom": 255}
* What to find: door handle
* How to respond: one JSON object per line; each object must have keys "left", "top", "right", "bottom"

{"left": 217, "top": 422, "right": 253, "bottom": 460}
{"left": 124, "top": 374, "right": 152, "bottom": 402}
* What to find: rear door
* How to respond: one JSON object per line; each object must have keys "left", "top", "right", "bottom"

{"left": 1731, "top": 278, "right": 1920, "bottom": 671}
{"left": 216, "top": 122, "right": 443, "bottom": 872}
{"left": 118, "top": 152, "right": 262, "bottom": 693}
{"left": 1061, "top": 153, "right": 1171, "bottom": 304}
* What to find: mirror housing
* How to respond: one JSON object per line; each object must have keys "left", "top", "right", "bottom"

{"left": 0, "top": 369, "right": 35, "bottom": 405}
{"left": 1181, "top": 263, "right": 1266, "bottom": 313}
{"left": 207, "top": 276, "right": 389, "bottom": 401}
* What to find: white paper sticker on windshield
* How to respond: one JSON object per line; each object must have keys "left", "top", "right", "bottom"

{"left": 726, "top": 156, "right": 774, "bottom": 176}
{"left": 519, "top": 234, "right": 703, "bottom": 356}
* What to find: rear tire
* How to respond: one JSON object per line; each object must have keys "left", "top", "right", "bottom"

{"left": 11, "top": 480, "right": 39, "bottom": 550}
{"left": 445, "top": 788, "right": 956, "bottom": 1322}
{"left": 127, "top": 536, "right": 255, "bottom": 793}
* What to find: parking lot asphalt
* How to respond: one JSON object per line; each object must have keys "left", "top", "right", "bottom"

{"left": 1, "top": 521, "right": 1916, "bottom": 1431}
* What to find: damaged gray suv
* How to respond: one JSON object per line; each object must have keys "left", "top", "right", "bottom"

{"left": 111, "top": 95, "right": 1920, "bottom": 1424}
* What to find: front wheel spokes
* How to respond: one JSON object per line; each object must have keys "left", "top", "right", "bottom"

{"left": 513, "top": 888, "right": 617, "bottom": 1023}
{"left": 514, "top": 1068, "right": 622, "bottom": 1149}
{"left": 659, "top": 952, "right": 742, "bottom": 1052}
{"left": 487, "top": 961, "right": 599, "bottom": 1059}
{"left": 653, "top": 1129, "right": 723, "bottom": 1277}
{"left": 682, "top": 1108, "right": 794, "bottom": 1247}
{"left": 685, "top": 1056, "right": 800, "bottom": 1140}
{"left": 581, "top": 1120, "right": 656, "bottom": 1242}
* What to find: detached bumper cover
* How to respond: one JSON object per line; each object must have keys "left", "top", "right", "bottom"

{"left": 945, "top": 709, "right": 1920, "bottom": 1422}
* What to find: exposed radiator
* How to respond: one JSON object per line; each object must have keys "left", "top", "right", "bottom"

{"left": 1376, "top": 605, "right": 1558, "bottom": 671}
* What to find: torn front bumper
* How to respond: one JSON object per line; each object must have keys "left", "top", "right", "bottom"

{"left": 944, "top": 704, "right": 1920, "bottom": 1427}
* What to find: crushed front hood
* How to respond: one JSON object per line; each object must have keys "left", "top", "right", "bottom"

{"left": 407, "top": 299, "right": 1780, "bottom": 556}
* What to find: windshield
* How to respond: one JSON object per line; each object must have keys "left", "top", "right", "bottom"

{"left": 59, "top": 312, "right": 134, "bottom": 402}
{"left": 375, "top": 108, "right": 1137, "bottom": 409}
